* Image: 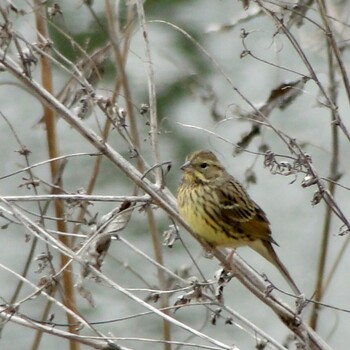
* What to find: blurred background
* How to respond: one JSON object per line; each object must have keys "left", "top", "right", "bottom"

{"left": 1, "top": 0, "right": 350, "bottom": 349}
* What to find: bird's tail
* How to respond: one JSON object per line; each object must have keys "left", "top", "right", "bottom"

{"left": 250, "top": 240, "right": 301, "bottom": 295}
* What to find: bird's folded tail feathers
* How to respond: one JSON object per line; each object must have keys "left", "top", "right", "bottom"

{"left": 249, "top": 240, "right": 301, "bottom": 295}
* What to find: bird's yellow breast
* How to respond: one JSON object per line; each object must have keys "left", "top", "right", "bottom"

{"left": 177, "top": 184, "right": 243, "bottom": 247}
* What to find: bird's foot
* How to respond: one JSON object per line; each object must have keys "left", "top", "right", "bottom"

{"left": 202, "top": 248, "right": 214, "bottom": 259}
{"left": 217, "top": 249, "right": 237, "bottom": 278}
{"left": 225, "top": 249, "right": 236, "bottom": 267}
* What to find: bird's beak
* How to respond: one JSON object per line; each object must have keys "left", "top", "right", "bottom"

{"left": 180, "top": 160, "right": 191, "bottom": 171}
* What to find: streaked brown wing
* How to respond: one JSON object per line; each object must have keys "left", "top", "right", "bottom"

{"left": 215, "top": 178, "right": 256, "bottom": 222}
{"left": 215, "top": 177, "right": 275, "bottom": 243}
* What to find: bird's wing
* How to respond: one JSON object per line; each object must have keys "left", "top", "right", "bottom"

{"left": 215, "top": 179, "right": 257, "bottom": 222}
{"left": 215, "top": 178, "right": 275, "bottom": 243}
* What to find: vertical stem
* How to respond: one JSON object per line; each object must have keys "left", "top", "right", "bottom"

{"left": 72, "top": 8, "right": 134, "bottom": 236}
{"left": 136, "top": 0, "right": 162, "bottom": 187}
{"left": 104, "top": 2, "right": 171, "bottom": 348}
{"left": 309, "top": 0, "right": 339, "bottom": 331}
{"left": 33, "top": 2, "right": 79, "bottom": 349}
{"left": 134, "top": 1, "right": 171, "bottom": 346}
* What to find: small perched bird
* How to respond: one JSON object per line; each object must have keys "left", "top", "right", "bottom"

{"left": 177, "top": 150, "right": 300, "bottom": 294}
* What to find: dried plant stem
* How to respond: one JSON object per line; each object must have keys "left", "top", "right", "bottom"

{"left": 316, "top": 0, "right": 350, "bottom": 107}
{"left": 309, "top": 0, "right": 340, "bottom": 331}
{"left": 71, "top": 4, "right": 135, "bottom": 239}
{"left": 136, "top": 0, "right": 162, "bottom": 186}
{"left": 211, "top": 250, "right": 332, "bottom": 350}
{"left": 31, "top": 299, "right": 55, "bottom": 350}
{"left": 3, "top": 194, "right": 149, "bottom": 202}
{"left": 0, "top": 261, "right": 115, "bottom": 349}
{"left": 105, "top": 1, "right": 171, "bottom": 347}
{"left": 33, "top": 2, "right": 78, "bottom": 350}
{"left": 0, "top": 24, "right": 332, "bottom": 349}
{"left": 0, "top": 113, "right": 42, "bottom": 306}
{"left": 0, "top": 306, "right": 118, "bottom": 350}
{"left": 135, "top": 1, "right": 172, "bottom": 347}
{"left": 255, "top": 0, "right": 350, "bottom": 143}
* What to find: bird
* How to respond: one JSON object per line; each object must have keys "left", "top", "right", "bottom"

{"left": 177, "top": 149, "right": 300, "bottom": 294}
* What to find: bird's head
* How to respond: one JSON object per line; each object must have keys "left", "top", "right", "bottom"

{"left": 180, "top": 150, "right": 224, "bottom": 183}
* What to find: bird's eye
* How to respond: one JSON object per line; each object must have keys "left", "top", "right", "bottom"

{"left": 200, "top": 162, "right": 208, "bottom": 169}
